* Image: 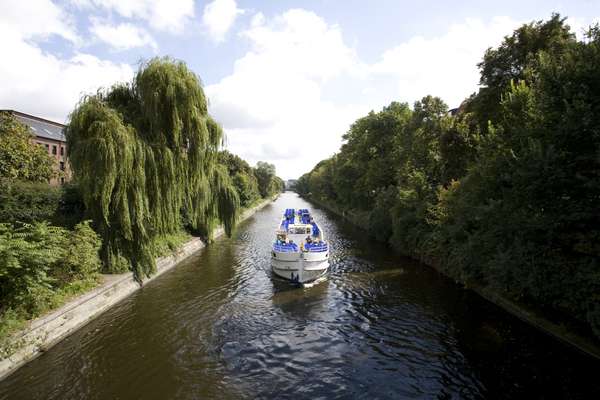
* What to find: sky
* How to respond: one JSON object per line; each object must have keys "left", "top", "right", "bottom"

{"left": 1, "top": 1, "right": 599, "bottom": 179}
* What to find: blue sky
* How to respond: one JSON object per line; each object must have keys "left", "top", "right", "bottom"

{"left": 1, "top": 0, "right": 599, "bottom": 178}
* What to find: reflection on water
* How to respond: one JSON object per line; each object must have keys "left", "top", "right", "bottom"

{"left": 1, "top": 192, "right": 599, "bottom": 399}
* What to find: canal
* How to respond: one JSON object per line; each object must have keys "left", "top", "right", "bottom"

{"left": 1, "top": 192, "right": 599, "bottom": 399}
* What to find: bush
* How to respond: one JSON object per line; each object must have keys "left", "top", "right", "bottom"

{"left": 0, "top": 221, "right": 101, "bottom": 317}
{"left": 54, "top": 221, "right": 102, "bottom": 283}
{"left": 151, "top": 230, "right": 192, "bottom": 258}
{"left": 55, "top": 183, "right": 86, "bottom": 228}
{"left": 0, "top": 180, "right": 61, "bottom": 224}
{"left": 0, "top": 180, "right": 86, "bottom": 228}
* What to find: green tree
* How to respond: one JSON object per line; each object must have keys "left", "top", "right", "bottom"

{"left": 0, "top": 112, "right": 56, "bottom": 182}
{"left": 254, "top": 161, "right": 281, "bottom": 198}
{"left": 336, "top": 102, "right": 411, "bottom": 209}
{"left": 298, "top": 16, "right": 600, "bottom": 340}
{"left": 219, "top": 151, "right": 261, "bottom": 207}
{"left": 66, "top": 57, "right": 240, "bottom": 279}
{"left": 466, "top": 13, "right": 575, "bottom": 130}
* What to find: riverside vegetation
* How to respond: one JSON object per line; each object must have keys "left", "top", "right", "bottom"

{"left": 296, "top": 15, "right": 600, "bottom": 341}
{"left": 0, "top": 58, "right": 283, "bottom": 351}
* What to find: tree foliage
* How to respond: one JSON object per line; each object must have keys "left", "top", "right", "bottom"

{"left": 254, "top": 161, "right": 284, "bottom": 198}
{"left": 297, "top": 16, "right": 600, "bottom": 339}
{"left": 466, "top": 13, "right": 576, "bottom": 130}
{"left": 0, "top": 221, "right": 101, "bottom": 352}
{"left": 66, "top": 58, "right": 240, "bottom": 279}
{"left": 0, "top": 221, "right": 101, "bottom": 318}
{"left": 0, "top": 181, "right": 85, "bottom": 228}
{"left": 0, "top": 112, "right": 56, "bottom": 182}
{"left": 219, "top": 151, "right": 261, "bottom": 207}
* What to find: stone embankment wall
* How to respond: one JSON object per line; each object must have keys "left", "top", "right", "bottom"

{"left": 0, "top": 197, "right": 275, "bottom": 380}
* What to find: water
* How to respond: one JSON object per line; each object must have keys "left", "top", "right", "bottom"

{"left": 1, "top": 192, "right": 599, "bottom": 399}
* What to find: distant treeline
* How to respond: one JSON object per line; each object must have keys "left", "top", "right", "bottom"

{"left": 219, "top": 151, "right": 284, "bottom": 208}
{"left": 296, "top": 15, "right": 600, "bottom": 339}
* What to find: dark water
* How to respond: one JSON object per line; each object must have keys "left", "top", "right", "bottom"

{"left": 1, "top": 192, "right": 599, "bottom": 399}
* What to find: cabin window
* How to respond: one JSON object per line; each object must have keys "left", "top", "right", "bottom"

{"left": 52, "top": 145, "right": 57, "bottom": 155}
{"left": 60, "top": 146, "right": 64, "bottom": 156}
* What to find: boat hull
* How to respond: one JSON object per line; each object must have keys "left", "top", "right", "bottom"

{"left": 271, "top": 255, "right": 329, "bottom": 283}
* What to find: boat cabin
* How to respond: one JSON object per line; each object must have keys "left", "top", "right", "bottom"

{"left": 276, "top": 208, "right": 326, "bottom": 252}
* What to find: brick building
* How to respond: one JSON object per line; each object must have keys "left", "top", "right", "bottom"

{"left": 3, "top": 110, "right": 71, "bottom": 185}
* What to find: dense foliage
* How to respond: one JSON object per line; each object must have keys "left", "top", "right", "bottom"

{"left": 254, "top": 161, "right": 285, "bottom": 198}
{"left": 219, "top": 151, "right": 261, "bottom": 207}
{"left": 0, "top": 221, "right": 101, "bottom": 353}
{"left": 0, "top": 112, "right": 56, "bottom": 182}
{"left": 67, "top": 58, "right": 241, "bottom": 279}
{"left": 297, "top": 16, "right": 600, "bottom": 339}
{"left": 218, "top": 153, "right": 284, "bottom": 207}
{"left": 0, "top": 181, "right": 85, "bottom": 227}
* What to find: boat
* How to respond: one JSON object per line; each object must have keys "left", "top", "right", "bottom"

{"left": 271, "top": 208, "right": 329, "bottom": 284}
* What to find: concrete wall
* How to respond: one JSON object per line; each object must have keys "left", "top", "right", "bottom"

{"left": 0, "top": 197, "right": 275, "bottom": 380}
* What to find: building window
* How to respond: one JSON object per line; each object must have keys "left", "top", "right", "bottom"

{"left": 60, "top": 146, "right": 64, "bottom": 156}
{"left": 45, "top": 144, "right": 49, "bottom": 151}
{"left": 52, "top": 145, "right": 57, "bottom": 155}
{"left": 60, "top": 161, "right": 65, "bottom": 171}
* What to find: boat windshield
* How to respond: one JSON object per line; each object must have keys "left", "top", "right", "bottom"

{"left": 290, "top": 226, "right": 311, "bottom": 234}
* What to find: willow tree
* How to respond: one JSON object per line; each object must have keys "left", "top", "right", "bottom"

{"left": 66, "top": 58, "right": 240, "bottom": 280}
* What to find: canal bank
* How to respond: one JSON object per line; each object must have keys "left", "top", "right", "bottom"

{"left": 304, "top": 194, "right": 600, "bottom": 361}
{"left": 0, "top": 197, "right": 276, "bottom": 381}
{"left": 2, "top": 191, "right": 599, "bottom": 399}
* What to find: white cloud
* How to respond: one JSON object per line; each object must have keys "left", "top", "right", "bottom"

{"left": 566, "top": 16, "right": 600, "bottom": 40}
{"left": 90, "top": 19, "right": 158, "bottom": 51}
{"left": 206, "top": 9, "right": 367, "bottom": 179}
{"left": 0, "top": 24, "right": 134, "bottom": 123}
{"left": 370, "top": 17, "right": 521, "bottom": 108}
{"left": 0, "top": 0, "right": 79, "bottom": 43}
{"left": 75, "top": 0, "right": 194, "bottom": 33}
{"left": 206, "top": 11, "right": 530, "bottom": 179}
{"left": 202, "top": 0, "right": 244, "bottom": 42}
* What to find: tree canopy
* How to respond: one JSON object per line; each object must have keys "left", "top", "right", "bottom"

{"left": 297, "top": 16, "right": 600, "bottom": 340}
{"left": 219, "top": 150, "right": 261, "bottom": 207}
{"left": 254, "top": 161, "right": 283, "bottom": 198}
{"left": 0, "top": 112, "right": 56, "bottom": 183}
{"left": 66, "top": 57, "right": 240, "bottom": 279}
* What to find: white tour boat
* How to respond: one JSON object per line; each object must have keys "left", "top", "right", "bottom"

{"left": 271, "top": 208, "right": 329, "bottom": 284}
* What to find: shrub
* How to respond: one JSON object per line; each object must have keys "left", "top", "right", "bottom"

{"left": 0, "top": 221, "right": 101, "bottom": 316}
{"left": 0, "top": 180, "right": 61, "bottom": 224}
{"left": 0, "top": 180, "right": 86, "bottom": 228}
{"left": 54, "top": 221, "right": 102, "bottom": 283}
{"left": 151, "top": 230, "right": 192, "bottom": 258}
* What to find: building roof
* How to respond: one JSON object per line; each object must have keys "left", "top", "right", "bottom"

{"left": 2, "top": 110, "right": 66, "bottom": 142}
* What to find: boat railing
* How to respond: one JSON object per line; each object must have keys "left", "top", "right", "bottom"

{"left": 304, "top": 242, "right": 328, "bottom": 252}
{"left": 273, "top": 243, "right": 299, "bottom": 252}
